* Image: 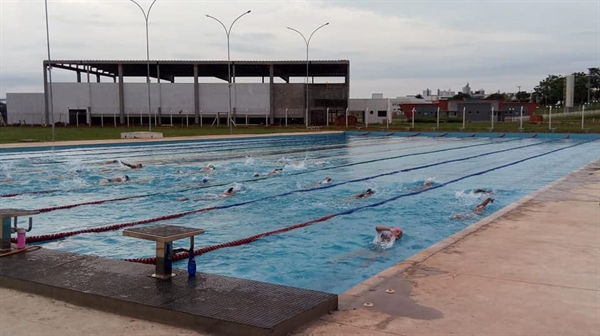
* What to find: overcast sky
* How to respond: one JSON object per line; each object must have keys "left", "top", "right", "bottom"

{"left": 0, "top": 0, "right": 598, "bottom": 98}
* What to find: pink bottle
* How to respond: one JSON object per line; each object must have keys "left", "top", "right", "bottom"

{"left": 17, "top": 228, "right": 26, "bottom": 249}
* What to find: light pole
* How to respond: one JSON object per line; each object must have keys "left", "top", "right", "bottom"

{"left": 287, "top": 23, "right": 329, "bottom": 128}
{"left": 206, "top": 10, "right": 252, "bottom": 134}
{"left": 130, "top": 0, "right": 157, "bottom": 133}
{"left": 44, "top": 0, "right": 55, "bottom": 142}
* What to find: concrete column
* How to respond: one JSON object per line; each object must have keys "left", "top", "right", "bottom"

{"left": 194, "top": 64, "right": 200, "bottom": 124}
{"left": 157, "top": 63, "right": 162, "bottom": 124}
{"left": 118, "top": 63, "right": 125, "bottom": 123}
{"left": 232, "top": 63, "right": 237, "bottom": 120}
{"left": 76, "top": 71, "right": 81, "bottom": 83}
{"left": 96, "top": 74, "right": 100, "bottom": 83}
{"left": 43, "top": 63, "right": 49, "bottom": 125}
{"left": 113, "top": 76, "right": 116, "bottom": 83}
{"left": 269, "top": 63, "right": 274, "bottom": 124}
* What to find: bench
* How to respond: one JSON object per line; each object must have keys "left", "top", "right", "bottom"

{"left": 487, "top": 127, "right": 494, "bottom": 132}
{"left": 404, "top": 127, "right": 413, "bottom": 131}
{"left": 458, "top": 127, "right": 465, "bottom": 131}
{"left": 430, "top": 127, "right": 437, "bottom": 131}
{"left": 123, "top": 224, "right": 205, "bottom": 280}
{"left": 550, "top": 128, "right": 558, "bottom": 133}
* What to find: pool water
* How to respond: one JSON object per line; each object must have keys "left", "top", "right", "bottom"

{"left": 1, "top": 132, "right": 598, "bottom": 294}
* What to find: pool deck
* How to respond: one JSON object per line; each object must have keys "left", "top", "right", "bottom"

{"left": 293, "top": 159, "right": 600, "bottom": 335}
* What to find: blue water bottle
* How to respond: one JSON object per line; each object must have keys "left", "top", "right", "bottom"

{"left": 187, "top": 249, "right": 196, "bottom": 277}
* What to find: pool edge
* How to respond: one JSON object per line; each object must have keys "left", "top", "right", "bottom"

{"left": 339, "top": 157, "right": 600, "bottom": 300}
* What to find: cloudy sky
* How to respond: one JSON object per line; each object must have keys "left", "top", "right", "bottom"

{"left": 0, "top": 0, "right": 598, "bottom": 98}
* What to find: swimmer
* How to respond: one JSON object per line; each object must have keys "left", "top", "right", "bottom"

{"left": 221, "top": 187, "right": 237, "bottom": 198}
{"left": 405, "top": 181, "right": 434, "bottom": 191}
{"left": 307, "top": 177, "right": 332, "bottom": 188}
{"left": 104, "top": 160, "right": 119, "bottom": 165}
{"left": 121, "top": 161, "right": 143, "bottom": 169}
{"left": 473, "top": 189, "right": 493, "bottom": 195}
{"left": 202, "top": 164, "right": 216, "bottom": 172}
{"left": 253, "top": 172, "right": 261, "bottom": 177}
{"left": 314, "top": 161, "right": 327, "bottom": 167}
{"left": 268, "top": 168, "right": 283, "bottom": 175}
{"left": 99, "top": 175, "right": 130, "bottom": 185}
{"left": 319, "top": 176, "right": 332, "bottom": 185}
{"left": 176, "top": 197, "right": 190, "bottom": 201}
{"left": 373, "top": 226, "right": 403, "bottom": 248}
{"left": 354, "top": 188, "right": 374, "bottom": 199}
{"left": 452, "top": 197, "right": 495, "bottom": 219}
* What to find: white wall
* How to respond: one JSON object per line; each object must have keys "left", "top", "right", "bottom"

{"left": 348, "top": 98, "right": 391, "bottom": 124}
{"left": 161, "top": 83, "right": 194, "bottom": 114}
{"left": 6, "top": 93, "right": 45, "bottom": 124}
{"left": 199, "top": 83, "right": 270, "bottom": 115}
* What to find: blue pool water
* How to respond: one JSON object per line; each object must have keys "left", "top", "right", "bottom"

{"left": 1, "top": 132, "right": 599, "bottom": 294}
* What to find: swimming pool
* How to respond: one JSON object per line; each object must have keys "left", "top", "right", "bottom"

{"left": 1, "top": 132, "right": 598, "bottom": 294}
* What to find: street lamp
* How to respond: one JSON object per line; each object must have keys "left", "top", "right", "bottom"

{"left": 130, "top": 0, "right": 157, "bottom": 133}
{"left": 287, "top": 23, "right": 329, "bottom": 128}
{"left": 44, "top": 0, "right": 55, "bottom": 142}
{"left": 206, "top": 10, "right": 252, "bottom": 134}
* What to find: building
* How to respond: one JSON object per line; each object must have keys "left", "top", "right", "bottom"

{"left": 7, "top": 60, "right": 350, "bottom": 126}
{"left": 462, "top": 82, "right": 471, "bottom": 95}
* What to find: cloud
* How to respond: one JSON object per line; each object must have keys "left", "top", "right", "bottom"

{"left": 0, "top": 0, "right": 597, "bottom": 98}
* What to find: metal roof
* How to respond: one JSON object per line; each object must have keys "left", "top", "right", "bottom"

{"left": 45, "top": 60, "right": 350, "bottom": 81}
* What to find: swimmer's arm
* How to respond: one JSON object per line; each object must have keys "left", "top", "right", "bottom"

{"left": 375, "top": 226, "right": 391, "bottom": 232}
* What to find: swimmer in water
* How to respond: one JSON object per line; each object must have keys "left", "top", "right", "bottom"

{"left": 221, "top": 187, "right": 237, "bottom": 198}
{"left": 405, "top": 181, "right": 434, "bottom": 191}
{"left": 104, "top": 160, "right": 119, "bottom": 165}
{"left": 99, "top": 175, "right": 129, "bottom": 185}
{"left": 268, "top": 168, "right": 283, "bottom": 175}
{"left": 202, "top": 164, "right": 216, "bottom": 173}
{"left": 374, "top": 226, "right": 403, "bottom": 248}
{"left": 472, "top": 189, "right": 493, "bottom": 195}
{"left": 354, "top": 188, "right": 375, "bottom": 199}
{"left": 452, "top": 197, "right": 495, "bottom": 219}
{"left": 121, "top": 161, "right": 143, "bottom": 169}
{"left": 307, "top": 177, "right": 332, "bottom": 188}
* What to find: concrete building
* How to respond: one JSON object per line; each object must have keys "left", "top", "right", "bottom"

{"left": 348, "top": 98, "right": 392, "bottom": 125}
{"left": 7, "top": 60, "right": 350, "bottom": 126}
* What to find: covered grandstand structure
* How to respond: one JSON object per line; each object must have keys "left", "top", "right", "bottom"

{"left": 7, "top": 60, "right": 350, "bottom": 126}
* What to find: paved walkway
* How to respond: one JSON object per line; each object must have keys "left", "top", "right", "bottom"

{"left": 294, "top": 161, "right": 600, "bottom": 335}
{"left": 1, "top": 161, "right": 598, "bottom": 335}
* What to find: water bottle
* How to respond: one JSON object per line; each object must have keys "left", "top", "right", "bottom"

{"left": 17, "top": 228, "right": 26, "bottom": 249}
{"left": 187, "top": 250, "right": 196, "bottom": 277}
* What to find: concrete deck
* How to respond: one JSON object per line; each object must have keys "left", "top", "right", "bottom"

{"left": 294, "top": 160, "right": 600, "bottom": 335}
{"left": 0, "top": 249, "right": 337, "bottom": 336}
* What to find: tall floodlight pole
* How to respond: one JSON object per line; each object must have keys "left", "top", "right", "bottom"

{"left": 44, "top": 0, "right": 55, "bottom": 142}
{"left": 287, "top": 23, "right": 329, "bottom": 128}
{"left": 131, "top": 0, "right": 157, "bottom": 133}
{"left": 206, "top": 10, "right": 252, "bottom": 134}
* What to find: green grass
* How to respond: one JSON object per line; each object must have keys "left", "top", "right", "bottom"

{"left": 1, "top": 121, "right": 598, "bottom": 144}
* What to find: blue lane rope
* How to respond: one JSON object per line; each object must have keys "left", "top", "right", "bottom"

{"left": 336, "top": 137, "right": 599, "bottom": 215}
{"left": 202, "top": 137, "right": 572, "bottom": 211}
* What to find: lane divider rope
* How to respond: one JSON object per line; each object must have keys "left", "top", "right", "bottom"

{"left": 124, "top": 136, "right": 598, "bottom": 264}
{"left": 20, "top": 137, "right": 565, "bottom": 243}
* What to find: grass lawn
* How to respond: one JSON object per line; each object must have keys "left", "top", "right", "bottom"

{"left": 1, "top": 119, "right": 598, "bottom": 144}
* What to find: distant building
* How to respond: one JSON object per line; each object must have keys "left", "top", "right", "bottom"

{"left": 462, "top": 82, "right": 471, "bottom": 95}
{"left": 371, "top": 93, "right": 384, "bottom": 99}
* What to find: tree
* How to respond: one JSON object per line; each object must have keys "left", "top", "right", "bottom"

{"left": 534, "top": 71, "right": 597, "bottom": 106}
{"left": 485, "top": 93, "right": 507, "bottom": 101}
{"left": 452, "top": 92, "right": 471, "bottom": 100}
{"left": 515, "top": 91, "right": 531, "bottom": 102}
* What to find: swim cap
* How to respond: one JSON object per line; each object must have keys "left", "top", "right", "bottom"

{"left": 392, "top": 227, "right": 402, "bottom": 232}
{"left": 202, "top": 178, "right": 209, "bottom": 183}
{"left": 124, "top": 175, "right": 130, "bottom": 181}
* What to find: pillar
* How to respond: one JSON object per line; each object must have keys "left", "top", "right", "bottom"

{"left": 76, "top": 71, "right": 81, "bottom": 83}
{"left": 43, "top": 63, "right": 49, "bottom": 126}
{"left": 232, "top": 63, "right": 237, "bottom": 120}
{"left": 96, "top": 74, "right": 100, "bottom": 83}
{"left": 157, "top": 63, "right": 162, "bottom": 124}
{"left": 269, "top": 63, "right": 275, "bottom": 125}
{"left": 194, "top": 64, "right": 200, "bottom": 124}
{"left": 118, "top": 63, "right": 125, "bottom": 124}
